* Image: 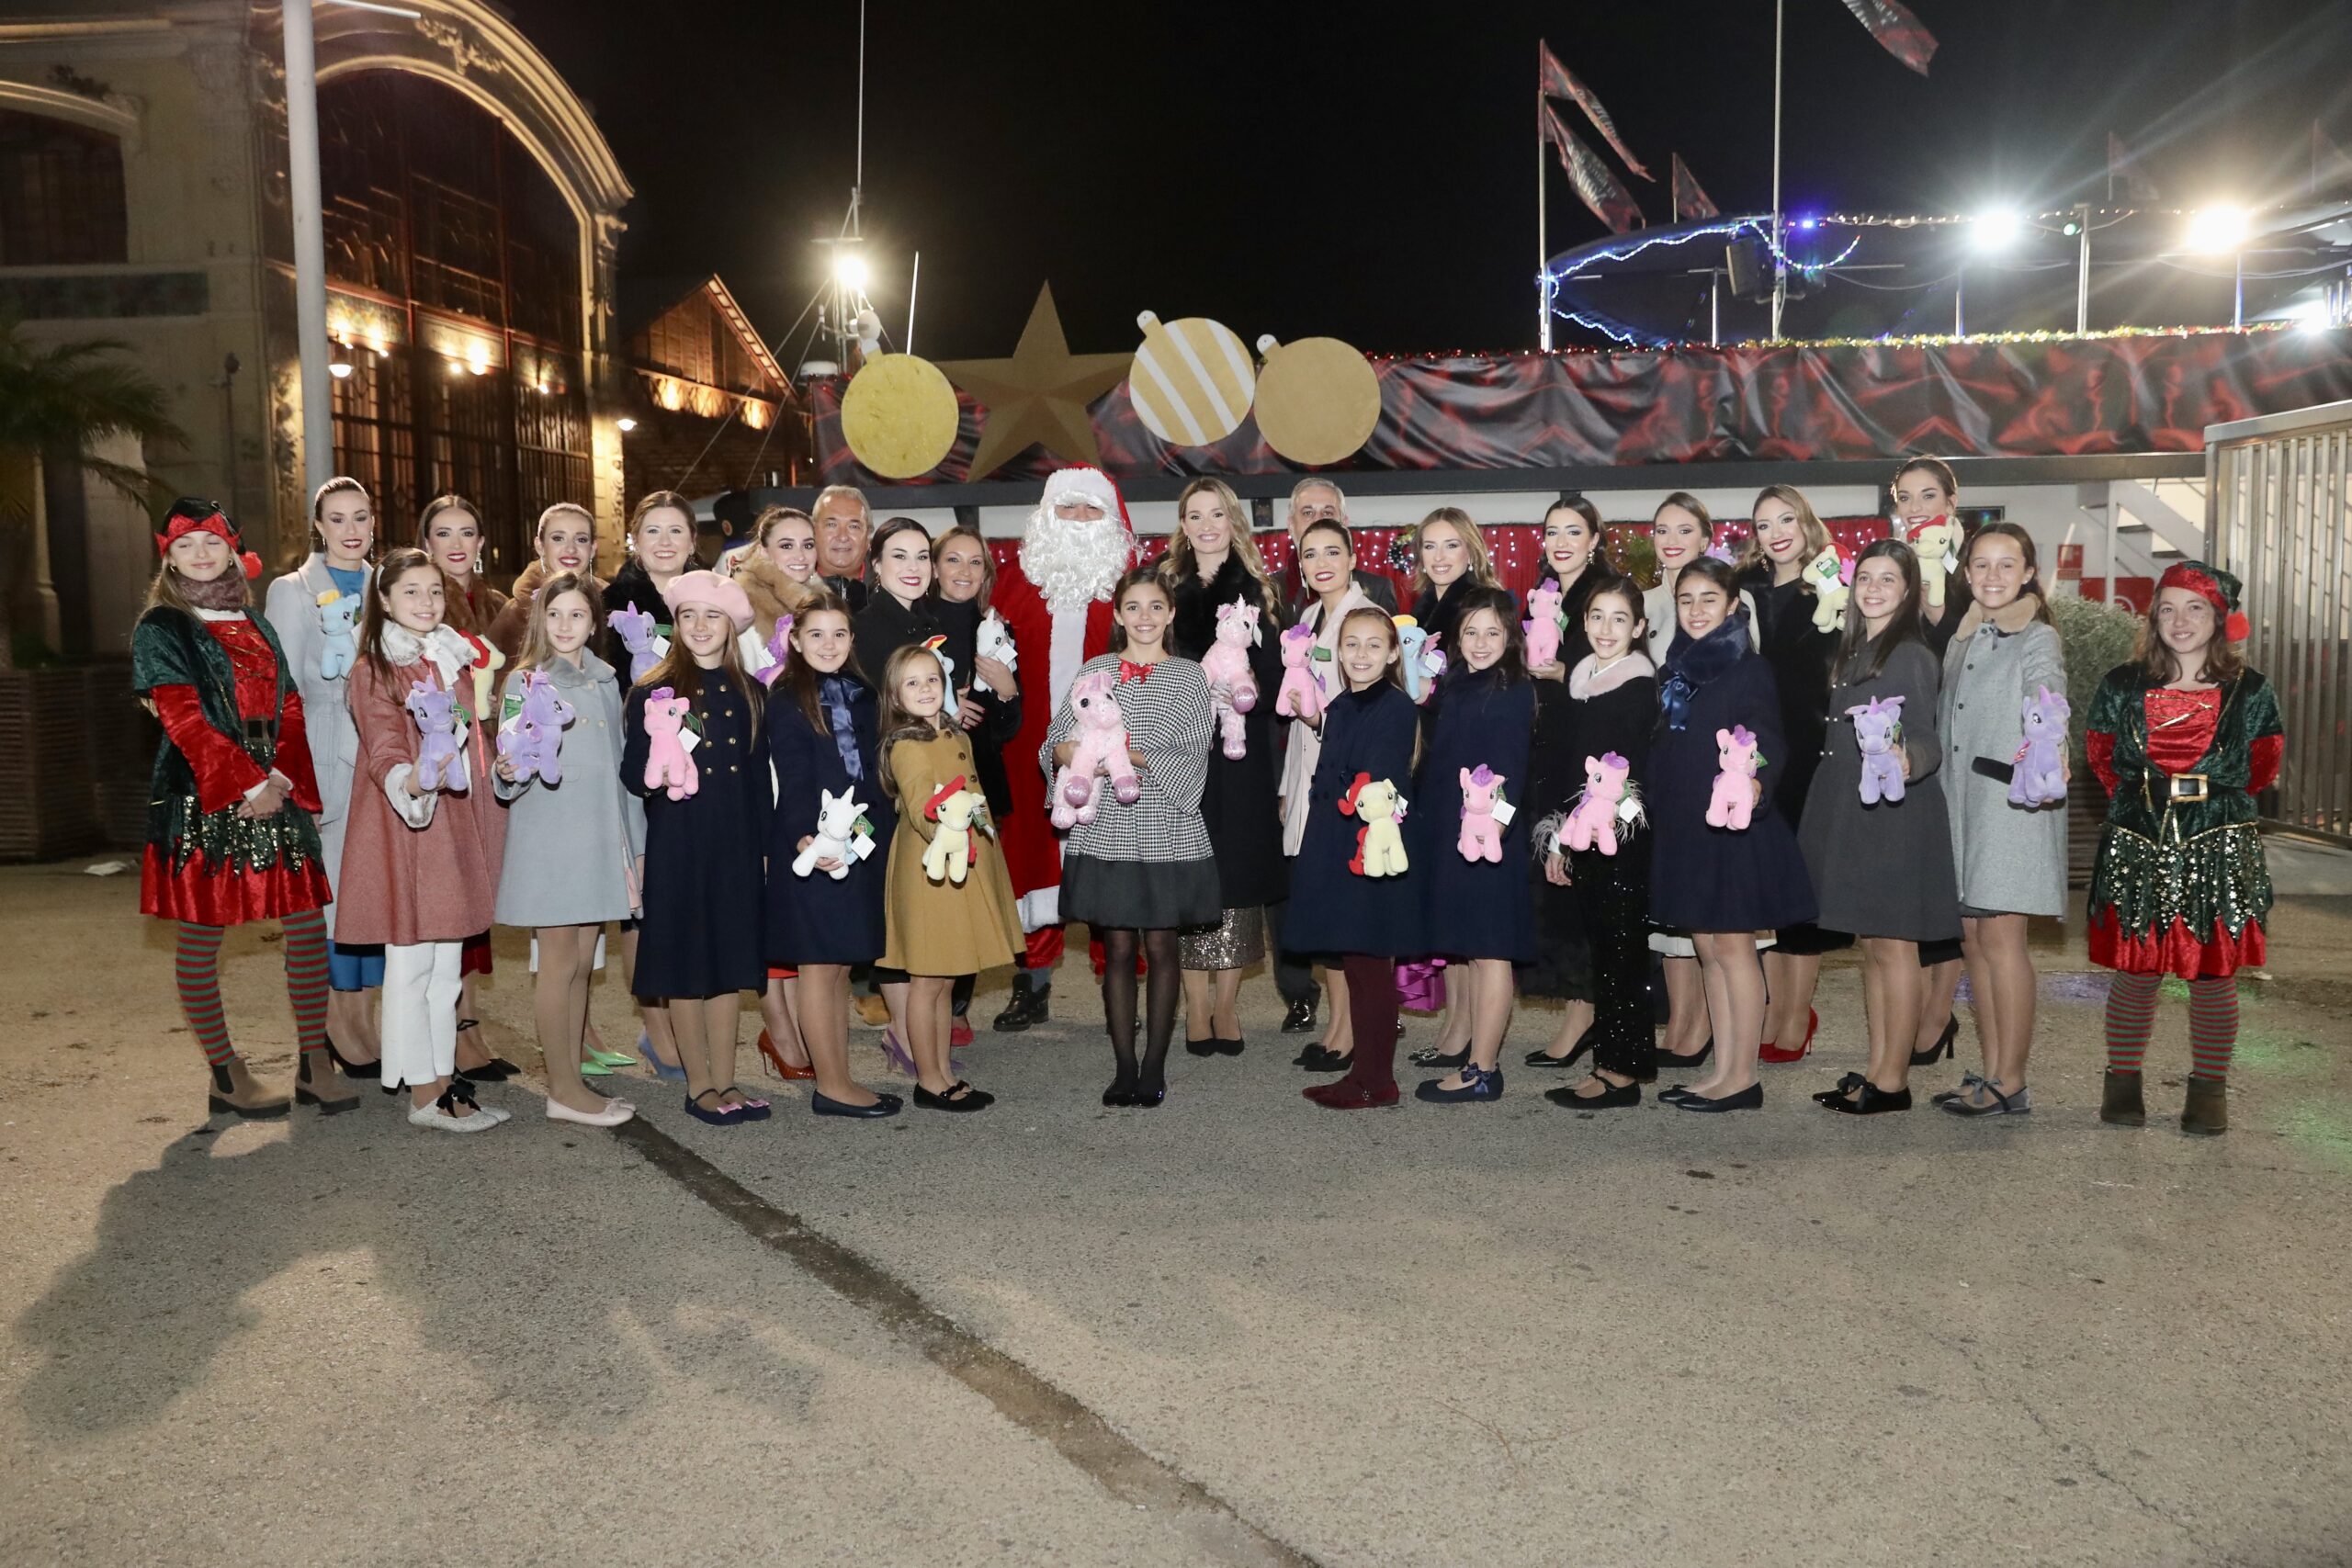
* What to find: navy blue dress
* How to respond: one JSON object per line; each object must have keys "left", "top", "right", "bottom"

{"left": 1284, "top": 683, "right": 1427, "bottom": 959}
{"left": 1411, "top": 668, "right": 1538, "bottom": 962}
{"left": 764, "top": 677, "right": 895, "bottom": 966}
{"left": 1646, "top": 648, "right": 1820, "bottom": 934}
{"left": 620, "top": 669, "right": 771, "bottom": 999}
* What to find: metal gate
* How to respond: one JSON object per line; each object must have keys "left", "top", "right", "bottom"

{"left": 2205, "top": 400, "right": 2352, "bottom": 842}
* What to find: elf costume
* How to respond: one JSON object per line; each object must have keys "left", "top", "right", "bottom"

{"left": 132, "top": 499, "right": 352, "bottom": 1118}
{"left": 2084, "top": 560, "right": 2282, "bottom": 1134}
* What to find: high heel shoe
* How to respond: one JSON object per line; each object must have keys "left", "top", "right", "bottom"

{"left": 1910, "top": 1012, "right": 1958, "bottom": 1066}
{"left": 1656, "top": 1037, "right": 1714, "bottom": 1072}
{"left": 878, "top": 1030, "right": 916, "bottom": 1077}
{"left": 323, "top": 1035, "right": 380, "bottom": 1080}
{"left": 1525, "top": 1028, "right": 1595, "bottom": 1069}
{"left": 633, "top": 1031, "right": 686, "bottom": 1081}
{"left": 1758, "top": 1009, "right": 1817, "bottom": 1065}
{"left": 756, "top": 1029, "right": 817, "bottom": 1080}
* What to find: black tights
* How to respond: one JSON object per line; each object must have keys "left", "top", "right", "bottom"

{"left": 1101, "top": 927, "right": 1179, "bottom": 1089}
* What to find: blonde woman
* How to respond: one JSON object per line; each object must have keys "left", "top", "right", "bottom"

{"left": 1407, "top": 506, "right": 1498, "bottom": 649}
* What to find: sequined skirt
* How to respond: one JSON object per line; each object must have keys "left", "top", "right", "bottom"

{"left": 2087, "top": 819, "right": 2272, "bottom": 978}
{"left": 141, "top": 797, "right": 331, "bottom": 926}
{"left": 1178, "top": 905, "right": 1267, "bottom": 970}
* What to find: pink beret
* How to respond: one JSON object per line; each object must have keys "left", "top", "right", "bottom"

{"left": 661, "top": 569, "right": 753, "bottom": 631}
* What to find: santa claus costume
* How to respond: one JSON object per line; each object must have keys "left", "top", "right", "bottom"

{"left": 133, "top": 499, "right": 353, "bottom": 1120}
{"left": 986, "top": 467, "right": 1134, "bottom": 1028}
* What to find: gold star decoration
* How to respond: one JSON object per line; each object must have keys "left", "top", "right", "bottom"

{"left": 936, "top": 283, "right": 1132, "bottom": 479}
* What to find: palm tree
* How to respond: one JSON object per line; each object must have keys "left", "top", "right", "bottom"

{"left": 0, "top": 318, "right": 187, "bottom": 669}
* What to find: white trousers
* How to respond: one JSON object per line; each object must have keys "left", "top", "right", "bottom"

{"left": 381, "top": 940, "right": 462, "bottom": 1089}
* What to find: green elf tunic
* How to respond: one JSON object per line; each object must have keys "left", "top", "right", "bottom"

{"left": 2084, "top": 665, "right": 2283, "bottom": 979}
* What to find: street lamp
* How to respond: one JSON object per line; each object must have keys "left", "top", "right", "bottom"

{"left": 832, "top": 251, "right": 870, "bottom": 295}
{"left": 2186, "top": 206, "right": 2254, "bottom": 329}
{"left": 1957, "top": 209, "right": 2023, "bottom": 334}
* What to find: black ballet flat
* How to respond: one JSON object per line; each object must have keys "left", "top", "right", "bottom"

{"left": 1102, "top": 1077, "right": 1139, "bottom": 1108}
{"left": 1655, "top": 1037, "right": 1714, "bottom": 1072}
{"left": 1672, "top": 1082, "right": 1762, "bottom": 1113}
{"left": 1825, "top": 1083, "right": 1912, "bottom": 1115}
{"left": 1134, "top": 1070, "right": 1168, "bottom": 1109}
{"left": 1813, "top": 1072, "right": 1869, "bottom": 1107}
{"left": 1544, "top": 1077, "right": 1641, "bottom": 1110}
{"left": 811, "top": 1090, "right": 902, "bottom": 1119}
{"left": 1295, "top": 1045, "right": 1351, "bottom": 1072}
{"left": 1408, "top": 1043, "right": 1471, "bottom": 1070}
{"left": 913, "top": 1080, "right": 993, "bottom": 1113}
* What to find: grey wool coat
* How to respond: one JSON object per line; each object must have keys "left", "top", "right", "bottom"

{"left": 1938, "top": 604, "right": 2069, "bottom": 918}
{"left": 263, "top": 556, "right": 363, "bottom": 936}
{"left": 1797, "top": 637, "right": 1963, "bottom": 943}
{"left": 492, "top": 652, "right": 647, "bottom": 928}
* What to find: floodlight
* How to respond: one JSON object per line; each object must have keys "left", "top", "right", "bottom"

{"left": 833, "top": 252, "right": 870, "bottom": 293}
{"left": 1972, "top": 209, "right": 2023, "bottom": 249}
{"left": 2186, "top": 206, "right": 2250, "bottom": 253}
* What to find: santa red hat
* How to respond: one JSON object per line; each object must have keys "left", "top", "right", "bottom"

{"left": 1038, "top": 466, "right": 1133, "bottom": 534}
{"left": 2158, "top": 559, "right": 2250, "bottom": 644}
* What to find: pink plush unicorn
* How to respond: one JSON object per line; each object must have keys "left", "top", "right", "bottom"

{"left": 1522, "top": 581, "right": 1565, "bottom": 669}
{"left": 1201, "top": 601, "right": 1261, "bottom": 761}
{"left": 1272, "top": 622, "right": 1323, "bottom": 723}
{"left": 1457, "top": 764, "right": 1508, "bottom": 861}
{"left": 640, "top": 686, "right": 698, "bottom": 801}
{"left": 1561, "top": 750, "right": 1632, "bottom": 855}
{"left": 2008, "top": 682, "right": 2071, "bottom": 807}
{"left": 1050, "top": 669, "right": 1140, "bottom": 829}
{"left": 1850, "top": 694, "right": 1907, "bottom": 805}
{"left": 610, "top": 605, "right": 662, "bottom": 683}
{"left": 1705, "top": 725, "right": 1762, "bottom": 830}
{"left": 497, "top": 670, "right": 574, "bottom": 785}
{"left": 406, "top": 681, "right": 468, "bottom": 792}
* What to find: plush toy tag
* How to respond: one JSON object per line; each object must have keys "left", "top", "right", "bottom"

{"left": 652, "top": 633, "right": 673, "bottom": 661}
{"left": 848, "top": 830, "right": 876, "bottom": 862}
{"left": 1941, "top": 544, "right": 1961, "bottom": 575}
{"left": 1617, "top": 795, "right": 1643, "bottom": 824}
{"left": 678, "top": 729, "right": 701, "bottom": 755}
{"left": 853, "top": 813, "right": 876, "bottom": 838}
{"left": 1311, "top": 646, "right": 1332, "bottom": 662}
{"left": 1490, "top": 797, "right": 1517, "bottom": 827}
{"left": 501, "top": 692, "right": 525, "bottom": 725}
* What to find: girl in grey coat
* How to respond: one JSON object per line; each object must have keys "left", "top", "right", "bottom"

{"left": 492, "top": 575, "right": 646, "bottom": 1126}
{"left": 1797, "top": 540, "right": 1962, "bottom": 1115}
{"left": 262, "top": 478, "right": 382, "bottom": 1068}
{"left": 1935, "top": 524, "right": 2067, "bottom": 1119}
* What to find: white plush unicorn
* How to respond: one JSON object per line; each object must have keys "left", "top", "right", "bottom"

{"left": 792, "top": 787, "right": 866, "bottom": 879}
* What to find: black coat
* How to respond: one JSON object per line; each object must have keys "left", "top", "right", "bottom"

{"left": 1741, "top": 568, "right": 1839, "bottom": 823}
{"left": 1646, "top": 636, "right": 1819, "bottom": 934}
{"left": 933, "top": 595, "right": 1023, "bottom": 816}
{"left": 853, "top": 590, "right": 951, "bottom": 694}
{"left": 1412, "top": 667, "right": 1538, "bottom": 962}
{"left": 620, "top": 669, "right": 770, "bottom": 999}
{"left": 1411, "top": 577, "right": 1477, "bottom": 649}
{"left": 1168, "top": 556, "right": 1289, "bottom": 908}
{"left": 1283, "top": 683, "right": 1425, "bottom": 959}
{"left": 1523, "top": 656, "right": 1656, "bottom": 998}
{"left": 764, "top": 676, "right": 895, "bottom": 966}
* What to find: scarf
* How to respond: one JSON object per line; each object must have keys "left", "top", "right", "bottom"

{"left": 1658, "top": 608, "right": 1751, "bottom": 731}
{"left": 382, "top": 622, "right": 472, "bottom": 689}
{"left": 1569, "top": 649, "right": 1656, "bottom": 700}
{"left": 179, "top": 572, "right": 248, "bottom": 612}
{"left": 820, "top": 674, "right": 864, "bottom": 781}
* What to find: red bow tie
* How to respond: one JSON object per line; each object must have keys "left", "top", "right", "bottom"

{"left": 1117, "top": 660, "right": 1154, "bottom": 684}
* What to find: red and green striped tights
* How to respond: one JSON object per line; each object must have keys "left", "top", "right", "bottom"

{"left": 2103, "top": 973, "right": 2238, "bottom": 1081}
{"left": 175, "top": 910, "right": 330, "bottom": 1066}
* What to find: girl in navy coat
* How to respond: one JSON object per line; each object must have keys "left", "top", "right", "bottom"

{"left": 1411, "top": 588, "right": 1537, "bottom": 1105}
{"left": 1647, "top": 556, "right": 1819, "bottom": 1112}
{"left": 1287, "top": 606, "right": 1427, "bottom": 1110}
{"left": 764, "top": 591, "right": 902, "bottom": 1120}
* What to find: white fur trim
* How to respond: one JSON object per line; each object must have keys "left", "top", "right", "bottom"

{"left": 1018, "top": 885, "right": 1060, "bottom": 934}
{"left": 382, "top": 763, "right": 436, "bottom": 829}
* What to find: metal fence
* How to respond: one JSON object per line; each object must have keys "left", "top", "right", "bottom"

{"left": 2206, "top": 400, "right": 2352, "bottom": 842}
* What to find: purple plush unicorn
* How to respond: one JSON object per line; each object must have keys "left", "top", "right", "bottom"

{"left": 755, "top": 614, "right": 795, "bottom": 688}
{"left": 1849, "top": 694, "right": 1906, "bottom": 805}
{"left": 2008, "top": 682, "right": 2071, "bottom": 807}
{"left": 406, "top": 680, "right": 468, "bottom": 792}
{"left": 498, "top": 670, "right": 574, "bottom": 784}
{"left": 610, "top": 605, "right": 662, "bottom": 682}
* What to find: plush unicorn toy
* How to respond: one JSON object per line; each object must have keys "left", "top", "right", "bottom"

{"left": 406, "top": 681, "right": 468, "bottom": 791}
{"left": 1522, "top": 581, "right": 1565, "bottom": 669}
{"left": 1560, "top": 751, "right": 1634, "bottom": 855}
{"left": 497, "top": 669, "right": 574, "bottom": 785}
{"left": 2008, "top": 683, "right": 2071, "bottom": 807}
{"left": 1340, "top": 773, "right": 1410, "bottom": 876}
{"left": 316, "top": 591, "right": 361, "bottom": 681}
{"left": 1201, "top": 601, "right": 1261, "bottom": 761}
{"left": 1849, "top": 694, "right": 1907, "bottom": 805}
{"left": 1273, "top": 622, "right": 1324, "bottom": 723}
{"left": 610, "top": 606, "right": 662, "bottom": 683}
{"left": 754, "top": 615, "right": 794, "bottom": 688}
{"left": 1049, "top": 669, "right": 1140, "bottom": 829}
{"left": 1396, "top": 618, "right": 1445, "bottom": 704}
{"left": 1908, "top": 516, "right": 1962, "bottom": 611}
{"left": 640, "top": 687, "right": 698, "bottom": 801}
{"left": 1705, "top": 724, "right": 1762, "bottom": 829}
{"left": 1803, "top": 546, "right": 1851, "bottom": 635}
{"left": 1457, "top": 764, "right": 1508, "bottom": 862}
{"left": 793, "top": 786, "right": 865, "bottom": 879}
{"left": 922, "top": 774, "right": 986, "bottom": 886}
{"left": 972, "top": 610, "right": 1019, "bottom": 694}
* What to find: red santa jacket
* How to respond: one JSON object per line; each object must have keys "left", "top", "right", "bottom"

{"left": 989, "top": 558, "right": 1114, "bottom": 902}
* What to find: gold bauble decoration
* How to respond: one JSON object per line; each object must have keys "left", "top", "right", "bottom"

{"left": 840, "top": 353, "right": 961, "bottom": 479}
{"left": 1252, "top": 334, "right": 1381, "bottom": 466}
{"left": 1128, "top": 311, "right": 1255, "bottom": 446}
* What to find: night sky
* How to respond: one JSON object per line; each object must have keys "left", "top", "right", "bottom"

{"left": 509, "top": 0, "right": 2349, "bottom": 361}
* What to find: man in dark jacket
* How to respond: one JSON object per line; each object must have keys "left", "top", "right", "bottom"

{"left": 1283, "top": 479, "right": 1396, "bottom": 618}
{"left": 813, "top": 483, "right": 871, "bottom": 610}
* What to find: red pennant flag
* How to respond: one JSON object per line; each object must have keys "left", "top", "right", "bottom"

{"left": 1542, "top": 102, "right": 1645, "bottom": 234}
{"left": 1838, "top": 0, "right": 1938, "bottom": 75}
{"left": 1538, "top": 40, "right": 1655, "bottom": 182}
{"left": 2107, "top": 130, "right": 2157, "bottom": 203}
{"left": 1670, "top": 154, "right": 1720, "bottom": 222}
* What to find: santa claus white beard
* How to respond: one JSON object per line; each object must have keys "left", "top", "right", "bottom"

{"left": 1020, "top": 513, "right": 1133, "bottom": 614}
